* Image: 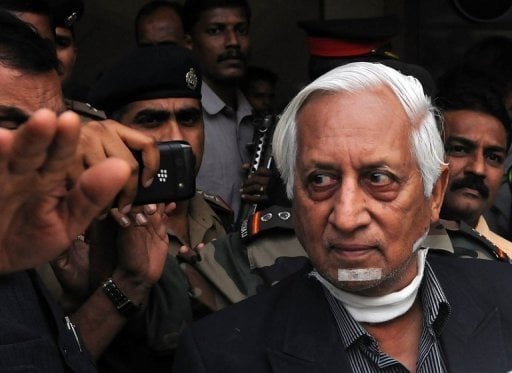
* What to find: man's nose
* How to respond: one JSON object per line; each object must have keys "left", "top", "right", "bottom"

{"left": 465, "top": 151, "right": 486, "bottom": 177}
{"left": 160, "top": 121, "right": 185, "bottom": 142}
{"left": 328, "top": 180, "right": 371, "bottom": 233}
{"left": 225, "top": 29, "right": 240, "bottom": 47}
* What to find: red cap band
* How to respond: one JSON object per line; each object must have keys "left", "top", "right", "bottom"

{"left": 306, "top": 36, "right": 384, "bottom": 57}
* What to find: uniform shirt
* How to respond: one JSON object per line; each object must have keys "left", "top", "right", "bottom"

{"left": 321, "top": 261, "right": 451, "bottom": 372}
{"left": 196, "top": 82, "right": 253, "bottom": 220}
{"left": 98, "top": 193, "right": 230, "bottom": 372}
{"left": 166, "top": 192, "right": 230, "bottom": 313}
{"left": 475, "top": 216, "right": 512, "bottom": 258}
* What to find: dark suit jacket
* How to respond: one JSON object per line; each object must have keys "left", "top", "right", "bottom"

{"left": 173, "top": 256, "right": 512, "bottom": 372}
{"left": 0, "top": 270, "right": 96, "bottom": 372}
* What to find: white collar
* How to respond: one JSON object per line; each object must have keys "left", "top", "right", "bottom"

{"left": 310, "top": 248, "right": 428, "bottom": 323}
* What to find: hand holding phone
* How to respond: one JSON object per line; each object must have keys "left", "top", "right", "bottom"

{"left": 131, "top": 141, "right": 196, "bottom": 205}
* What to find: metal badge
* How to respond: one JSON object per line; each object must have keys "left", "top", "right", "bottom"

{"left": 65, "top": 11, "right": 79, "bottom": 27}
{"left": 261, "top": 213, "right": 273, "bottom": 222}
{"left": 186, "top": 68, "right": 198, "bottom": 90}
{"left": 278, "top": 211, "right": 291, "bottom": 220}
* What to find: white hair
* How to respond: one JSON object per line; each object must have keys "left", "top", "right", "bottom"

{"left": 272, "top": 62, "right": 446, "bottom": 199}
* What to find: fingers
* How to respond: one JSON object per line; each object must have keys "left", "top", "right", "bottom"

{"left": 77, "top": 120, "right": 159, "bottom": 212}
{"left": 65, "top": 157, "right": 131, "bottom": 238}
{"left": 100, "top": 121, "right": 159, "bottom": 188}
{"left": 110, "top": 203, "right": 161, "bottom": 228}
{"left": 40, "top": 111, "right": 81, "bottom": 173}
{"left": 178, "top": 243, "right": 204, "bottom": 263}
{"left": 9, "top": 109, "right": 81, "bottom": 174}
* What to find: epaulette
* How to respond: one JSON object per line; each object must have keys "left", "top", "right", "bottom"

{"left": 197, "top": 190, "right": 234, "bottom": 231}
{"left": 426, "top": 219, "right": 510, "bottom": 263}
{"left": 240, "top": 205, "right": 294, "bottom": 243}
{"left": 64, "top": 99, "right": 106, "bottom": 122}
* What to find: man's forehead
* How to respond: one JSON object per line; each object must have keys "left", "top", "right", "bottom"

{"left": 0, "top": 66, "right": 64, "bottom": 115}
{"left": 128, "top": 96, "right": 201, "bottom": 110}
{"left": 199, "top": 6, "right": 249, "bottom": 23}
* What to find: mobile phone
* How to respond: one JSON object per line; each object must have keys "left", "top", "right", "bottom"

{"left": 130, "top": 141, "right": 196, "bottom": 205}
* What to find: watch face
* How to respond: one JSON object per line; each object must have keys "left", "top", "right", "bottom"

{"left": 102, "top": 278, "right": 142, "bottom": 318}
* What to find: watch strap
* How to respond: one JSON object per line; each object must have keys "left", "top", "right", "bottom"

{"left": 101, "top": 278, "right": 142, "bottom": 318}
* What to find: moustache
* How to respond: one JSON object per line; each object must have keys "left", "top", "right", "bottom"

{"left": 217, "top": 49, "right": 244, "bottom": 62}
{"left": 450, "top": 174, "right": 489, "bottom": 199}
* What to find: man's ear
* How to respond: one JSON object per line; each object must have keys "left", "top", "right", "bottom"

{"left": 430, "top": 164, "right": 449, "bottom": 224}
{"left": 184, "top": 34, "right": 193, "bottom": 50}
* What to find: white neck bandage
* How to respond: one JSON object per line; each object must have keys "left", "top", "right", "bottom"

{"left": 310, "top": 247, "right": 428, "bottom": 324}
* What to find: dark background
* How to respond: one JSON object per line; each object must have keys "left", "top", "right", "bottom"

{"left": 68, "top": 0, "right": 512, "bottom": 109}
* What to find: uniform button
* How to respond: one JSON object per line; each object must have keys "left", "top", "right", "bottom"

{"left": 62, "top": 347, "right": 69, "bottom": 354}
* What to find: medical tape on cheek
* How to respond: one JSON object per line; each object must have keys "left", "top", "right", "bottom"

{"left": 338, "top": 268, "right": 382, "bottom": 281}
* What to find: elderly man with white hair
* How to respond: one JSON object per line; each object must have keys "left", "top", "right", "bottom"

{"left": 173, "top": 62, "right": 512, "bottom": 372}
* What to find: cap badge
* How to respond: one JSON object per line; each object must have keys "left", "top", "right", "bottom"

{"left": 65, "top": 11, "right": 79, "bottom": 27}
{"left": 186, "top": 68, "right": 198, "bottom": 90}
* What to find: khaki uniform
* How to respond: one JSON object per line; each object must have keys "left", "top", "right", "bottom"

{"left": 425, "top": 219, "right": 511, "bottom": 262}
{"left": 475, "top": 216, "right": 512, "bottom": 258}
{"left": 144, "top": 192, "right": 231, "bottom": 353}
{"left": 190, "top": 211, "right": 512, "bottom": 308}
{"left": 98, "top": 192, "right": 232, "bottom": 371}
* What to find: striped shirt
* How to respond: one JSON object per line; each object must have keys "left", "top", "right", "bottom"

{"left": 322, "top": 261, "right": 451, "bottom": 372}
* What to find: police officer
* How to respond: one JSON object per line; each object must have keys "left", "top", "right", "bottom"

{"left": 51, "top": 0, "right": 107, "bottom": 121}
{"left": 88, "top": 44, "right": 234, "bottom": 370}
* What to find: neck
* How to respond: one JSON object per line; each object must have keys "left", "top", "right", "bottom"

{"left": 204, "top": 76, "right": 239, "bottom": 108}
{"left": 440, "top": 208, "right": 480, "bottom": 229}
{"left": 311, "top": 248, "right": 428, "bottom": 323}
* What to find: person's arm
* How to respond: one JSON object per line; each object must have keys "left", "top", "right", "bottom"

{"left": 0, "top": 109, "right": 131, "bottom": 273}
{"left": 54, "top": 204, "right": 169, "bottom": 360}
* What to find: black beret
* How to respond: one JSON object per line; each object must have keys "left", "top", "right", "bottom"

{"left": 88, "top": 44, "right": 201, "bottom": 114}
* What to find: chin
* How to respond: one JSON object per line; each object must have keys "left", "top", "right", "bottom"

{"left": 335, "top": 279, "right": 384, "bottom": 294}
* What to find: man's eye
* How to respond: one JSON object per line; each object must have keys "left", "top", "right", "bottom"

{"left": 446, "top": 144, "right": 468, "bottom": 156}
{"left": 235, "top": 24, "right": 249, "bottom": 36}
{"left": 133, "top": 114, "right": 166, "bottom": 128}
{"left": 307, "top": 173, "right": 338, "bottom": 189}
{"left": 176, "top": 109, "right": 201, "bottom": 126}
{"left": 367, "top": 172, "right": 393, "bottom": 186}
{"left": 306, "top": 172, "right": 338, "bottom": 200}
{"left": 56, "top": 37, "right": 73, "bottom": 48}
{"left": 0, "top": 120, "right": 22, "bottom": 130}
{"left": 486, "top": 152, "right": 504, "bottom": 166}
{"left": 0, "top": 113, "right": 28, "bottom": 130}
{"left": 206, "top": 26, "right": 222, "bottom": 35}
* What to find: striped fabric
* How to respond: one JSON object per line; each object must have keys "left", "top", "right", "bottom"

{"left": 322, "top": 261, "right": 452, "bottom": 372}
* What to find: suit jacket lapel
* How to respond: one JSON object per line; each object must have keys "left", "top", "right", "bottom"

{"left": 434, "top": 262, "right": 508, "bottom": 372}
{"left": 265, "top": 272, "right": 352, "bottom": 373}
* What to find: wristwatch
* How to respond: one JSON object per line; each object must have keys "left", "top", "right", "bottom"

{"left": 101, "top": 278, "right": 142, "bottom": 318}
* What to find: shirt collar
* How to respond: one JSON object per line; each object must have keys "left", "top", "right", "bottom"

{"left": 201, "top": 81, "right": 253, "bottom": 119}
{"left": 322, "top": 259, "right": 451, "bottom": 349}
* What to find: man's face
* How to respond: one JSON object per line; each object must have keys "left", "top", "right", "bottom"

{"left": 188, "top": 7, "right": 250, "bottom": 83}
{"left": 292, "top": 86, "right": 445, "bottom": 296}
{"left": 137, "top": 7, "right": 185, "bottom": 46}
{"left": 120, "top": 97, "right": 204, "bottom": 173}
{"left": 55, "top": 27, "right": 77, "bottom": 85}
{"left": 0, "top": 65, "right": 63, "bottom": 129}
{"left": 246, "top": 80, "right": 274, "bottom": 115}
{"left": 442, "top": 110, "right": 507, "bottom": 226}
